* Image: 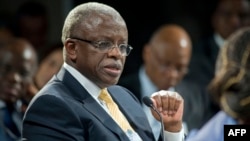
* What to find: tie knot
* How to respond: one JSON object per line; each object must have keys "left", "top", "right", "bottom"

{"left": 99, "top": 88, "right": 113, "bottom": 103}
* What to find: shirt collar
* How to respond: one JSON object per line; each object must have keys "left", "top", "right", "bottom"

{"left": 0, "top": 100, "right": 5, "bottom": 109}
{"left": 139, "top": 66, "right": 158, "bottom": 98}
{"left": 63, "top": 62, "right": 101, "bottom": 100}
{"left": 139, "top": 66, "right": 175, "bottom": 98}
{"left": 214, "top": 33, "right": 225, "bottom": 49}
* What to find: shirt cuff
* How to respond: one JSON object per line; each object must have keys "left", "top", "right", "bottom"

{"left": 164, "top": 125, "right": 185, "bottom": 141}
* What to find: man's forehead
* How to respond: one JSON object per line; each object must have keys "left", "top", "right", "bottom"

{"left": 82, "top": 13, "right": 126, "bottom": 31}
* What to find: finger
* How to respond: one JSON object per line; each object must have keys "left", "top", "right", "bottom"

{"left": 160, "top": 93, "right": 169, "bottom": 114}
{"left": 173, "top": 94, "right": 183, "bottom": 111}
{"left": 151, "top": 92, "right": 162, "bottom": 112}
{"left": 173, "top": 93, "right": 179, "bottom": 111}
{"left": 167, "top": 91, "right": 176, "bottom": 115}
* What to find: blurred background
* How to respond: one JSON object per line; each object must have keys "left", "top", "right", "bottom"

{"left": 0, "top": 0, "right": 217, "bottom": 77}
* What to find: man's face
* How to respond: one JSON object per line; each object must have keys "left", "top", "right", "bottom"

{"left": 35, "top": 49, "right": 63, "bottom": 89}
{"left": 144, "top": 41, "right": 191, "bottom": 90}
{"left": 0, "top": 44, "right": 37, "bottom": 104}
{"left": 65, "top": 13, "right": 128, "bottom": 88}
{"left": 212, "top": 0, "right": 250, "bottom": 39}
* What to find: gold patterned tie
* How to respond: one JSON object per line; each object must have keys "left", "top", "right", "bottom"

{"left": 98, "top": 88, "right": 134, "bottom": 132}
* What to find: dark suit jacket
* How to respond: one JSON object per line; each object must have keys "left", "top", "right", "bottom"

{"left": 0, "top": 103, "right": 22, "bottom": 141}
{"left": 186, "top": 35, "right": 219, "bottom": 87}
{"left": 184, "top": 35, "right": 220, "bottom": 124}
{"left": 118, "top": 71, "right": 210, "bottom": 131}
{"left": 22, "top": 68, "right": 155, "bottom": 141}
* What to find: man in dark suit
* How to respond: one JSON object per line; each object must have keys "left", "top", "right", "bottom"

{"left": 22, "top": 2, "right": 185, "bottom": 141}
{"left": 119, "top": 24, "right": 209, "bottom": 138}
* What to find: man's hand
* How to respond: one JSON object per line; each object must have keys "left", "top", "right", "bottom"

{"left": 150, "top": 90, "right": 184, "bottom": 132}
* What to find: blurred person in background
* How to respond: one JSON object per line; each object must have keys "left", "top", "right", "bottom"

{"left": 185, "top": 0, "right": 250, "bottom": 124}
{"left": 186, "top": 26, "right": 250, "bottom": 141}
{"left": 23, "top": 43, "right": 63, "bottom": 113}
{"left": 119, "top": 24, "right": 206, "bottom": 139}
{"left": 34, "top": 44, "right": 63, "bottom": 90}
{"left": 0, "top": 38, "right": 38, "bottom": 141}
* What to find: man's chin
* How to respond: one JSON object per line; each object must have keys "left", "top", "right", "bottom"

{"left": 106, "top": 77, "right": 120, "bottom": 85}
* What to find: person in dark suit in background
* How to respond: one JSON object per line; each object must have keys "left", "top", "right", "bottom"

{"left": 22, "top": 2, "right": 185, "bottom": 141}
{"left": 119, "top": 24, "right": 207, "bottom": 138}
{"left": 0, "top": 38, "right": 38, "bottom": 141}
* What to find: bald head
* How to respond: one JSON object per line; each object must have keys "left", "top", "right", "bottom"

{"left": 150, "top": 24, "right": 192, "bottom": 51}
{"left": 8, "top": 38, "right": 37, "bottom": 59}
{"left": 7, "top": 38, "right": 38, "bottom": 71}
{"left": 143, "top": 24, "right": 192, "bottom": 90}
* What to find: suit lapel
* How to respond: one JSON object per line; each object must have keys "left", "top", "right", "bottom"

{"left": 0, "top": 108, "right": 8, "bottom": 141}
{"left": 108, "top": 86, "right": 149, "bottom": 132}
{"left": 209, "top": 37, "right": 220, "bottom": 64}
{"left": 82, "top": 96, "right": 130, "bottom": 141}
{"left": 12, "top": 110, "right": 22, "bottom": 134}
{"left": 56, "top": 68, "right": 130, "bottom": 141}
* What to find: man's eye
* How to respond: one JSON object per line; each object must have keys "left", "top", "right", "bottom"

{"left": 3, "top": 64, "right": 12, "bottom": 73}
{"left": 19, "top": 69, "right": 30, "bottom": 78}
{"left": 119, "top": 44, "right": 127, "bottom": 51}
{"left": 98, "top": 42, "right": 112, "bottom": 49}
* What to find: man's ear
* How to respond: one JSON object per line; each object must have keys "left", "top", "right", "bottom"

{"left": 65, "top": 39, "right": 77, "bottom": 60}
